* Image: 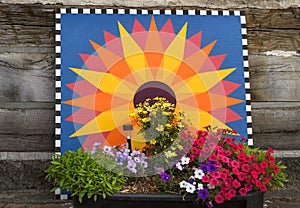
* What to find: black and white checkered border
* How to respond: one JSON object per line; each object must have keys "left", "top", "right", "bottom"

{"left": 55, "top": 9, "right": 69, "bottom": 200}
{"left": 56, "top": 8, "right": 246, "bottom": 16}
{"left": 54, "top": 8, "right": 252, "bottom": 199}
{"left": 239, "top": 14, "right": 253, "bottom": 146}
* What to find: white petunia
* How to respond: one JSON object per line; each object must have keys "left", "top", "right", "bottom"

{"left": 194, "top": 169, "right": 205, "bottom": 179}
{"left": 180, "top": 156, "right": 190, "bottom": 165}
{"left": 179, "top": 180, "right": 188, "bottom": 188}
{"left": 185, "top": 183, "right": 196, "bottom": 193}
{"left": 197, "top": 183, "right": 204, "bottom": 190}
{"left": 176, "top": 162, "right": 184, "bottom": 171}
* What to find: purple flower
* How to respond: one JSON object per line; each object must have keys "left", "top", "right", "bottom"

{"left": 160, "top": 172, "right": 171, "bottom": 182}
{"left": 126, "top": 159, "right": 137, "bottom": 170}
{"left": 207, "top": 161, "right": 217, "bottom": 172}
{"left": 200, "top": 164, "right": 208, "bottom": 173}
{"left": 198, "top": 188, "right": 209, "bottom": 200}
{"left": 131, "top": 150, "right": 140, "bottom": 156}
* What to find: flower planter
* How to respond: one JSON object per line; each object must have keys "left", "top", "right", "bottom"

{"left": 73, "top": 192, "right": 264, "bottom": 208}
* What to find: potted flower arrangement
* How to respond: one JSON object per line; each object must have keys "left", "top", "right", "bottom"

{"left": 46, "top": 97, "right": 288, "bottom": 208}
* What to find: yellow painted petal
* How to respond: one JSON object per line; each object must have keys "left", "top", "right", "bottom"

{"left": 198, "top": 111, "right": 231, "bottom": 130}
{"left": 70, "top": 112, "right": 114, "bottom": 137}
{"left": 69, "top": 67, "right": 133, "bottom": 94}
{"left": 164, "top": 22, "right": 187, "bottom": 60}
{"left": 186, "top": 68, "right": 236, "bottom": 93}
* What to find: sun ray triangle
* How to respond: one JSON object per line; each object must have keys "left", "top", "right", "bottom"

{"left": 145, "top": 18, "right": 163, "bottom": 52}
{"left": 160, "top": 18, "right": 174, "bottom": 34}
{"left": 198, "top": 111, "right": 232, "bottom": 130}
{"left": 202, "top": 40, "right": 217, "bottom": 55}
{"left": 209, "top": 80, "right": 241, "bottom": 96}
{"left": 118, "top": 21, "right": 144, "bottom": 57}
{"left": 103, "top": 30, "right": 118, "bottom": 43}
{"left": 132, "top": 19, "right": 146, "bottom": 33}
{"left": 66, "top": 80, "right": 100, "bottom": 97}
{"left": 89, "top": 40, "right": 121, "bottom": 69}
{"left": 69, "top": 67, "right": 133, "bottom": 94}
{"left": 79, "top": 54, "right": 108, "bottom": 72}
{"left": 149, "top": 16, "right": 158, "bottom": 31}
{"left": 70, "top": 111, "right": 120, "bottom": 137}
{"left": 209, "top": 107, "right": 242, "bottom": 123}
{"left": 188, "top": 31, "right": 202, "bottom": 48}
{"left": 209, "top": 54, "right": 226, "bottom": 69}
{"left": 164, "top": 22, "right": 187, "bottom": 60}
{"left": 186, "top": 68, "right": 236, "bottom": 93}
{"left": 65, "top": 108, "right": 101, "bottom": 124}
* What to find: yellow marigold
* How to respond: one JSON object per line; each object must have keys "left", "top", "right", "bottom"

{"left": 156, "top": 125, "right": 164, "bottom": 132}
{"left": 165, "top": 151, "right": 177, "bottom": 158}
{"left": 150, "top": 140, "right": 157, "bottom": 145}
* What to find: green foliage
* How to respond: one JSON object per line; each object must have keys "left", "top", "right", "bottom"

{"left": 45, "top": 149, "right": 126, "bottom": 203}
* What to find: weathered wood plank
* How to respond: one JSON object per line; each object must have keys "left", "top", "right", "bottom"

{"left": 247, "top": 29, "right": 300, "bottom": 52}
{"left": 252, "top": 102, "right": 300, "bottom": 132}
{"left": 254, "top": 132, "right": 300, "bottom": 150}
{"left": 0, "top": 105, "right": 54, "bottom": 152}
{"left": 0, "top": 52, "right": 54, "bottom": 102}
{"left": 249, "top": 55, "right": 300, "bottom": 102}
{"left": 0, "top": 4, "right": 299, "bottom": 53}
{"left": 247, "top": 8, "right": 300, "bottom": 30}
{"left": 0, "top": 0, "right": 298, "bottom": 9}
{"left": 0, "top": 160, "right": 51, "bottom": 190}
{"left": 0, "top": 4, "right": 54, "bottom": 48}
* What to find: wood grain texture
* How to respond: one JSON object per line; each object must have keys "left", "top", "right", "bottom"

{"left": 0, "top": 0, "right": 299, "bottom": 9}
{"left": 0, "top": 104, "right": 54, "bottom": 151}
{"left": 247, "top": 29, "right": 300, "bottom": 52}
{"left": 0, "top": 5, "right": 299, "bottom": 53}
{"left": 249, "top": 55, "right": 300, "bottom": 102}
{"left": 0, "top": 52, "right": 55, "bottom": 102}
{"left": 0, "top": 4, "right": 54, "bottom": 48}
{"left": 247, "top": 8, "right": 300, "bottom": 30}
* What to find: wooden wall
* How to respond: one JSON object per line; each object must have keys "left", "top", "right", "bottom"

{"left": 0, "top": 1, "right": 299, "bottom": 205}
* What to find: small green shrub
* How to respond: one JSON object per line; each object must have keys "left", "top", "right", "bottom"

{"left": 45, "top": 149, "right": 126, "bottom": 203}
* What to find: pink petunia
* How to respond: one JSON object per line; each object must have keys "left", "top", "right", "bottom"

{"left": 210, "top": 178, "right": 220, "bottom": 186}
{"left": 260, "top": 184, "right": 267, "bottom": 192}
{"left": 232, "top": 179, "right": 241, "bottom": 188}
{"left": 215, "top": 194, "right": 224, "bottom": 204}
{"left": 245, "top": 183, "right": 253, "bottom": 191}
{"left": 241, "top": 164, "right": 250, "bottom": 172}
{"left": 229, "top": 189, "right": 236, "bottom": 197}
{"left": 202, "top": 175, "right": 210, "bottom": 183}
{"left": 239, "top": 188, "right": 248, "bottom": 196}
{"left": 251, "top": 170, "right": 258, "bottom": 179}
{"left": 260, "top": 161, "right": 269, "bottom": 169}
{"left": 231, "top": 160, "right": 240, "bottom": 168}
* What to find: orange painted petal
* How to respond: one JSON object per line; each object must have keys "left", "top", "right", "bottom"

{"left": 105, "top": 129, "right": 127, "bottom": 147}
{"left": 202, "top": 40, "right": 217, "bottom": 55}
{"left": 145, "top": 52, "right": 164, "bottom": 68}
